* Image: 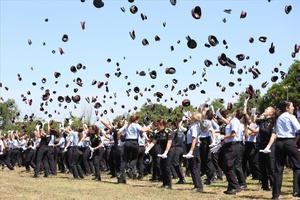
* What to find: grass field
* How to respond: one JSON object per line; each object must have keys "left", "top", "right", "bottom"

{"left": 0, "top": 168, "right": 297, "bottom": 200}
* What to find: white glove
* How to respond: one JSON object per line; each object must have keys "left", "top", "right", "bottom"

{"left": 158, "top": 152, "right": 168, "bottom": 159}
{"left": 145, "top": 150, "right": 149, "bottom": 155}
{"left": 217, "top": 135, "right": 224, "bottom": 140}
{"left": 89, "top": 146, "right": 94, "bottom": 152}
{"left": 210, "top": 143, "right": 222, "bottom": 153}
{"left": 259, "top": 146, "right": 271, "bottom": 154}
{"left": 63, "top": 148, "right": 67, "bottom": 153}
{"left": 183, "top": 152, "right": 194, "bottom": 159}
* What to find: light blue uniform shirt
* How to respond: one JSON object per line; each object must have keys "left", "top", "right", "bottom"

{"left": 211, "top": 120, "right": 220, "bottom": 133}
{"left": 48, "top": 135, "right": 55, "bottom": 147}
{"left": 224, "top": 117, "right": 240, "bottom": 143}
{"left": 245, "top": 123, "right": 258, "bottom": 143}
{"left": 275, "top": 112, "right": 300, "bottom": 138}
{"left": 57, "top": 137, "right": 65, "bottom": 149}
{"left": 138, "top": 132, "right": 148, "bottom": 146}
{"left": 70, "top": 131, "right": 79, "bottom": 146}
{"left": 125, "top": 123, "right": 142, "bottom": 140}
{"left": 186, "top": 122, "right": 200, "bottom": 145}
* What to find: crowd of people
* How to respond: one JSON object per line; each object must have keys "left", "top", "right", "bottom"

{"left": 0, "top": 100, "right": 300, "bottom": 200}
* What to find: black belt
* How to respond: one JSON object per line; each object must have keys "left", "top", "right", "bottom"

{"left": 277, "top": 138, "right": 295, "bottom": 141}
{"left": 125, "top": 139, "right": 138, "bottom": 142}
{"left": 227, "top": 141, "right": 242, "bottom": 145}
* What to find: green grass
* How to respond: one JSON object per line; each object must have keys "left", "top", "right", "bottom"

{"left": 0, "top": 168, "right": 297, "bottom": 200}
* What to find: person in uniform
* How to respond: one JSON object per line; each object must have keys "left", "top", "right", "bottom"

{"left": 270, "top": 101, "right": 300, "bottom": 199}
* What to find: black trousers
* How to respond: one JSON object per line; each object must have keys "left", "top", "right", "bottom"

{"left": 273, "top": 138, "right": 300, "bottom": 198}
{"left": 160, "top": 148, "right": 175, "bottom": 187}
{"left": 93, "top": 148, "right": 105, "bottom": 180}
{"left": 23, "top": 148, "right": 36, "bottom": 171}
{"left": 47, "top": 146, "right": 57, "bottom": 175}
{"left": 235, "top": 143, "right": 246, "bottom": 186}
{"left": 172, "top": 146, "right": 185, "bottom": 181}
{"left": 68, "top": 146, "right": 84, "bottom": 179}
{"left": 242, "top": 142, "right": 260, "bottom": 179}
{"left": 113, "top": 145, "right": 126, "bottom": 183}
{"left": 56, "top": 147, "right": 65, "bottom": 173}
{"left": 82, "top": 147, "right": 93, "bottom": 175}
{"left": 124, "top": 140, "right": 139, "bottom": 174}
{"left": 11, "top": 148, "right": 22, "bottom": 167}
{"left": 259, "top": 145, "right": 275, "bottom": 189}
{"left": 212, "top": 151, "right": 223, "bottom": 179}
{"left": 223, "top": 142, "right": 243, "bottom": 191}
{"left": 137, "top": 146, "right": 145, "bottom": 176}
{"left": 150, "top": 144, "right": 161, "bottom": 180}
{"left": 34, "top": 145, "right": 50, "bottom": 176}
{"left": 186, "top": 144, "right": 203, "bottom": 189}
{"left": 0, "top": 152, "right": 14, "bottom": 170}
{"left": 200, "top": 137, "right": 216, "bottom": 181}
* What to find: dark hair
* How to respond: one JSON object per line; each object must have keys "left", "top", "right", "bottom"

{"left": 206, "top": 110, "right": 214, "bottom": 120}
{"left": 130, "top": 115, "right": 139, "bottom": 123}
{"left": 235, "top": 109, "right": 245, "bottom": 120}
{"left": 279, "top": 101, "right": 292, "bottom": 113}
{"left": 156, "top": 119, "right": 167, "bottom": 127}
{"left": 89, "top": 125, "right": 99, "bottom": 135}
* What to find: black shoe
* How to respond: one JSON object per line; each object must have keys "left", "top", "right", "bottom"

{"left": 204, "top": 178, "right": 215, "bottom": 185}
{"left": 137, "top": 175, "right": 144, "bottom": 180}
{"left": 192, "top": 187, "right": 204, "bottom": 193}
{"left": 44, "top": 174, "right": 49, "bottom": 178}
{"left": 261, "top": 187, "right": 270, "bottom": 191}
{"left": 33, "top": 174, "right": 39, "bottom": 178}
{"left": 240, "top": 185, "right": 247, "bottom": 189}
{"left": 271, "top": 196, "right": 279, "bottom": 200}
{"left": 176, "top": 179, "right": 186, "bottom": 184}
{"left": 224, "top": 189, "right": 241, "bottom": 195}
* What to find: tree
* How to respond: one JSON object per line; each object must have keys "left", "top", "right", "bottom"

{"left": 259, "top": 60, "right": 300, "bottom": 110}
{"left": 210, "top": 98, "right": 225, "bottom": 111}
{"left": 0, "top": 99, "right": 19, "bottom": 132}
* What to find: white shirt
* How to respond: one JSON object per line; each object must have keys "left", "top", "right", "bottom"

{"left": 186, "top": 122, "right": 200, "bottom": 145}
{"left": 276, "top": 112, "right": 300, "bottom": 138}
{"left": 138, "top": 132, "right": 148, "bottom": 146}
{"left": 224, "top": 117, "right": 240, "bottom": 143}
{"left": 245, "top": 123, "right": 258, "bottom": 143}
{"left": 125, "top": 123, "right": 142, "bottom": 140}
{"left": 0, "top": 140, "right": 4, "bottom": 155}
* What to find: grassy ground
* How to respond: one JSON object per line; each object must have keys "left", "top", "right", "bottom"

{"left": 0, "top": 168, "right": 297, "bottom": 200}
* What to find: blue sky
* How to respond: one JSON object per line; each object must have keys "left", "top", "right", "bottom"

{"left": 0, "top": 0, "right": 299, "bottom": 122}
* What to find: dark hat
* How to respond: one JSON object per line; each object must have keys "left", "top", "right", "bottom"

{"left": 240, "top": 10, "right": 247, "bottom": 18}
{"left": 228, "top": 82, "right": 235, "bottom": 87}
{"left": 92, "top": 80, "right": 97, "bottom": 85}
{"left": 191, "top": 6, "right": 202, "bottom": 19}
{"left": 218, "top": 53, "right": 227, "bottom": 66}
{"left": 149, "top": 70, "right": 157, "bottom": 79}
{"left": 28, "top": 39, "right": 32, "bottom": 45}
{"left": 130, "top": 5, "right": 138, "bottom": 14}
{"left": 129, "top": 30, "right": 135, "bottom": 40}
{"left": 141, "top": 13, "right": 147, "bottom": 20}
{"left": 249, "top": 37, "right": 254, "bottom": 43}
{"left": 32, "top": 82, "right": 36, "bottom": 86}
{"left": 93, "top": 0, "right": 104, "bottom": 8}
{"left": 170, "top": 0, "right": 176, "bottom": 6}
{"left": 120, "top": 7, "right": 125, "bottom": 12}
{"left": 134, "top": 87, "right": 140, "bottom": 93}
{"left": 52, "top": 50, "right": 55, "bottom": 54}
{"left": 98, "top": 81, "right": 104, "bottom": 89}
{"left": 128, "top": 0, "right": 134, "bottom": 3}
{"left": 224, "top": 9, "right": 232, "bottom": 14}
{"left": 208, "top": 35, "right": 219, "bottom": 47}
{"left": 182, "top": 99, "right": 190, "bottom": 107}
{"left": 236, "top": 54, "right": 245, "bottom": 61}
{"left": 226, "top": 57, "right": 236, "bottom": 68}
{"left": 285, "top": 5, "right": 292, "bottom": 14}
{"left": 72, "top": 95, "right": 81, "bottom": 103}
{"left": 70, "top": 66, "right": 77, "bottom": 73}
{"left": 186, "top": 36, "right": 197, "bottom": 49}
{"left": 259, "top": 36, "right": 267, "bottom": 43}
{"left": 45, "top": 18, "right": 48, "bottom": 22}
{"left": 200, "top": 90, "right": 206, "bottom": 94}
{"left": 42, "top": 93, "right": 50, "bottom": 101}
{"left": 189, "top": 84, "right": 196, "bottom": 90}
{"left": 204, "top": 59, "right": 213, "bottom": 67}
{"left": 74, "top": 88, "right": 78, "bottom": 93}
{"left": 62, "top": 34, "right": 68, "bottom": 42}
{"left": 94, "top": 102, "right": 101, "bottom": 109}
{"left": 54, "top": 72, "right": 61, "bottom": 78}
{"left": 139, "top": 71, "right": 146, "bottom": 76}
{"left": 172, "top": 79, "right": 178, "bottom": 84}
{"left": 80, "top": 21, "right": 85, "bottom": 30}
{"left": 165, "top": 67, "right": 176, "bottom": 74}
{"left": 42, "top": 78, "right": 46, "bottom": 83}
{"left": 155, "top": 92, "right": 163, "bottom": 98}
{"left": 246, "top": 85, "right": 255, "bottom": 98}
{"left": 58, "top": 96, "right": 64, "bottom": 102}
{"left": 59, "top": 47, "right": 64, "bottom": 55}
{"left": 154, "top": 35, "right": 160, "bottom": 41}
{"left": 65, "top": 96, "right": 71, "bottom": 103}
{"left": 261, "top": 81, "right": 269, "bottom": 88}
{"left": 269, "top": 42, "right": 275, "bottom": 54}
{"left": 142, "top": 38, "right": 149, "bottom": 46}
{"left": 76, "top": 63, "right": 83, "bottom": 70}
